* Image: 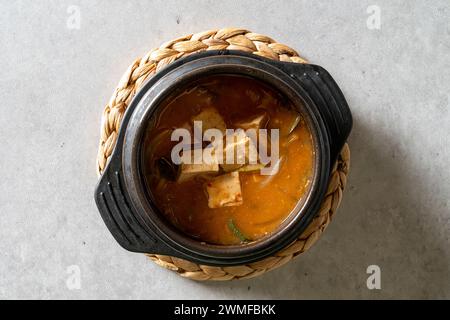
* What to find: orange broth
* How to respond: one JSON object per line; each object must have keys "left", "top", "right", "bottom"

{"left": 142, "top": 75, "right": 314, "bottom": 245}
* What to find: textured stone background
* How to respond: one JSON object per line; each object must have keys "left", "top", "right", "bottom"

{"left": 0, "top": 0, "right": 448, "bottom": 299}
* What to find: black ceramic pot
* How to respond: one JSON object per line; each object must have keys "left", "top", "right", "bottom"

{"left": 94, "top": 50, "right": 352, "bottom": 266}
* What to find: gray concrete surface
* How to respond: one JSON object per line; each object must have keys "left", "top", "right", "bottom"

{"left": 0, "top": 0, "right": 449, "bottom": 299}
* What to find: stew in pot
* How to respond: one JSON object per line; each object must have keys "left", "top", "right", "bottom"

{"left": 142, "top": 75, "right": 314, "bottom": 245}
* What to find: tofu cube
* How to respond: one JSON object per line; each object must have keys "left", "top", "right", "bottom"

{"left": 192, "top": 107, "right": 226, "bottom": 133}
{"left": 220, "top": 130, "right": 258, "bottom": 171}
{"left": 205, "top": 172, "right": 243, "bottom": 208}
{"left": 177, "top": 148, "right": 219, "bottom": 183}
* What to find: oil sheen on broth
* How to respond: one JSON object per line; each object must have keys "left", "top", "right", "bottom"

{"left": 143, "top": 75, "right": 314, "bottom": 245}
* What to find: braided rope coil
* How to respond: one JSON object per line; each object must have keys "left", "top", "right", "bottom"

{"left": 96, "top": 28, "right": 350, "bottom": 281}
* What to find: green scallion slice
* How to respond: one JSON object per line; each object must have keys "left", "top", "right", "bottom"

{"left": 227, "top": 219, "right": 249, "bottom": 243}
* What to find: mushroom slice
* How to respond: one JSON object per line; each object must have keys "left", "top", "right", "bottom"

{"left": 157, "top": 157, "right": 177, "bottom": 180}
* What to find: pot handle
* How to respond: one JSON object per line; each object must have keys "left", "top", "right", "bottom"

{"left": 278, "top": 63, "right": 353, "bottom": 164}
{"left": 94, "top": 152, "right": 171, "bottom": 255}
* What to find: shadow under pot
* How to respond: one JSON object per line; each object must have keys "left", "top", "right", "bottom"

{"left": 95, "top": 50, "right": 352, "bottom": 266}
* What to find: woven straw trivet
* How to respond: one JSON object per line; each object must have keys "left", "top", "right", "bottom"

{"left": 96, "top": 28, "right": 350, "bottom": 281}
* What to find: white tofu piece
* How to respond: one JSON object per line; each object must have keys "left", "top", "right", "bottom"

{"left": 177, "top": 148, "right": 219, "bottom": 183}
{"left": 220, "top": 130, "right": 258, "bottom": 172}
{"left": 192, "top": 107, "right": 226, "bottom": 133}
{"left": 205, "top": 172, "right": 243, "bottom": 208}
